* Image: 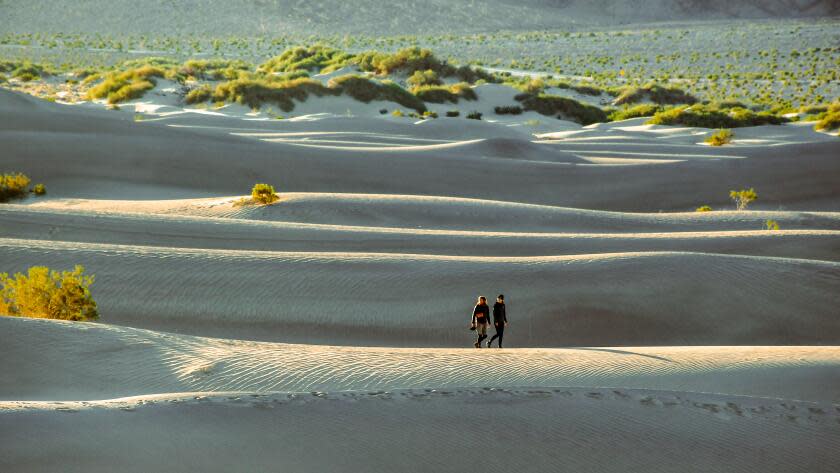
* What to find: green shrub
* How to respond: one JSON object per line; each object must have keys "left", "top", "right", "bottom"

{"left": 212, "top": 77, "right": 338, "bottom": 112}
{"left": 328, "top": 75, "right": 426, "bottom": 113}
{"left": 413, "top": 82, "right": 476, "bottom": 104}
{"left": 608, "top": 104, "right": 663, "bottom": 121}
{"left": 571, "top": 84, "right": 603, "bottom": 96}
{"left": 423, "top": 111, "right": 438, "bottom": 119}
{"left": 766, "top": 219, "right": 780, "bottom": 231}
{"left": 814, "top": 103, "right": 840, "bottom": 131}
{"left": 407, "top": 69, "right": 442, "bottom": 87}
{"left": 251, "top": 183, "right": 279, "bottom": 205}
{"left": 392, "top": 109, "right": 404, "bottom": 117}
{"left": 614, "top": 83, "right": 697, "bottom": 106}
{"left": 180, "top": 59, "right": 250, "bottom": 80}
{"left": 515, "top": 93, "right": 607, "bottom": 125}
{"left": 705, "top": 129, "right": 733, "bottom": 146}
{"left": 261, "top": 45, "right": 353, "bottom": 74}
{"left": 494, "top": 105, "right": 523, "bottom": 115}
{"left": 466, "top": 111, "right": 483, "bottom": 120}
{"left": 696, "top": 205, "right": 713, "bottom": 212}
{"left": 12, "top": 62, "right": 46, "bottom": 82}
{"left": 446, "top": 110, "right": 460, "bottom": 117}
{"left": 86, "top": 65, "right": 165, "bottom": 104}
{"left": 0, "top": 73, "right": 6, "bottom": 83}
{"left": 0, "top": 265, "right": 98, "bottom": 321}
{"left": 647, "top": 104, "right": 787, "bottom": 128}
{"left": 0, "top": 173, "right": 31, "bottom": 202}
{"left": 185, "top": 85, "right": 213, "bottom": 104}
{"left": 730, "top": 188, "right": 757, "bottom": 211}
{"left": 32, "top": 183, "right": 46, "bottom": 196}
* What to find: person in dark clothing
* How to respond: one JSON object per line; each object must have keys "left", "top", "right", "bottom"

{"left": 487, "top": 294, "right": 508, "bottom": 348}
{"left": 471, "top": 296, "right": 490, "bottom": 348}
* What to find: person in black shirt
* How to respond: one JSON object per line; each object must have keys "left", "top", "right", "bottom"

{"left": 487, "top": 294, "right": 508, "bottom": 348}
{"left": 471, "top": 296, "right": 490, "bottom": 348}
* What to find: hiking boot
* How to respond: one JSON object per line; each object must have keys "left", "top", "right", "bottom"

{"left": 474, "top": 342, "right": 480, "bottom": 348}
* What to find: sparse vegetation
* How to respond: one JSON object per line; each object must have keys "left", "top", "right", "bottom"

{"left": 766, "top": 219, "right": 780, "bottom": 230}
{"left": 696, "top": 205, "right": 713, "bottom": 212}
{"left": 329, "top": 75, "right": 426, "bottom": 112}
{"left": 813, "top": 102, "right": 840, "bottom": 131}
{"left": 185, "top": 84, "right": 213, "bottom": 104}
{"left": 494, "top": 105, "right": 523, "bottom": 115}
{"left": 251, "top": 183, "right": 279, "bottom": 205}
{"left": 32, "top": 183, "right": 46, "bottom": 196}
{"left": 0, "top": 172, "right": 31, "bottom": 202}
{"left": 260, "top": 45, "right": 353, "bottom": 74}
{"left": 466, "top": 111, "right": 483, "bottom": 120}
{"left": 412, "top": 82, "right": 476, "bottom": 104}
{"left": 446, "top": 110, "right": 460, "bottom": 117}
{"left": 0, "top": 265, "right": 98, "bottom": 321}
{"left": 212, "top": 77, "right": 338, "bottom": 112}
{"left": 705, "top": 129, "right": 733, "bottom": 146}
{"left": 730, "top": 188, "right": 757, "bottom": 211}
{"left": 647, "top": 104, "right": 787, "bottom": 128}
{"left": 608, "top": 104, "right": 664, "bottom": 121}
{"left": 614, "top": 83, "right": 697, "bottom": 106}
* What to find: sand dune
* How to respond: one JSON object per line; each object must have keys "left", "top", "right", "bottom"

{"left": 1, "top": 238, "right": 838, "bottom": 346}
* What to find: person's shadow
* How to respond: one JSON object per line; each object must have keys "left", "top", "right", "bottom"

{"left": 572, "top": 347, "right": 676, "bottom": 363}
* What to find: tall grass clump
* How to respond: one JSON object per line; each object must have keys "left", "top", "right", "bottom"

{"left": 0, "top": 265, "right": 98, "bottom": 321}
{"left": 213, "top": 77, "right": 338, "bottom": 111}
{"left": 412, "top": 82, "right": 476, "bottom": 104}
{"left": 179, "top": 59, "right": 250, "bottom": 80}
{"left": 0, "top": 173, "right": 31, "bottom": 202}
{"left": 608, "top": 104, "right": 664, "bottom": 121}
{"left": 515, "top": 93, "right": 607, "bottom": 125}
{"left": 356, "top": 47, "right": 497, "bottom": 84}
{"left": 647, "top": 104, "right": 787, "bottom": 128}
{"left": 813, "top": 102, "right": 840, "bottom": 131}
{"left": 705, "top": 129, "right": 733, "bottom": 146}
{"left": 86, "top": 65, "right": 166, "bottom": 104}
{"left": 185, "top": 85, "right": 213, "bottom": 104}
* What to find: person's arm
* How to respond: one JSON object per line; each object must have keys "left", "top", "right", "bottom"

{"left": 471, "top": 305, "right": 477, "bottom": 325}
{"left": 503, "top": 305, "right": 508, "bottom": 324}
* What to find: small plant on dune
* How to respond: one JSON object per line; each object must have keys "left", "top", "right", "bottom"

{"left": 0, "top": 172, "right": 31, "bottom": 202}
{"left": 705, "top": 129, "right": 733, "bottom": 146}
{"left": 765, "top": 219, "right": 780, "bottom": 231}
{"left": 608, "top": 104, "right": 663, "bottom": 121}
{"left": 32, "top": 183, "right": 46, "bottom": 196}
{"left": 0, "top": 73, "right": 6, "bottom": 83}
{"left": 251, "top": 183, "right": 279, "bottom": 205}
{"left": 423, "top": 111, "right": 438, "bottom": 119}
{"left": 730, "top": 188, "right": 757, "bottom": 211}
{"left": 0, "top": 265, "right": 98, "bottom": 321}
{"left": 466, "top": 111, "right": 483, "bottom": 120}
{"left": 814, "top": 103, "right": 840, "bottom": 131}
{"left": 696, "top": 205, "right": 713, "bottom": 212}
{"left": 392, "top": 109, "right": 404, "bottom": 117}
{"left": 407, "top": 69, "right": 442, "bottom": 88}
{"left": 379, "top": 108, "right": 388, "bottom": 114}
{"left": 184, "top": 84, "right": 213, "bottom": 105}
{"left": 86, "top": 65, "right": 165, "bottom": 104}
{"left": 446, "top": 110, "right": 460, "bottom": 117}
{"left": 614, "top": 83, "right": 697, "bottom": 106}
{"left": 412, "top": 82, "right": 476, "bottom": 104}
{"left": 515, "top": 93, "right": 607, "bottom": 125}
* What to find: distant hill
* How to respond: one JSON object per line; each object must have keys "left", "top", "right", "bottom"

{"left": 0, "top": 0, "right": 837, "bottom": 35}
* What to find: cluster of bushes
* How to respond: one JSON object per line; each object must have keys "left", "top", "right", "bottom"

{"left": 705, "top": 129, "right": 733, "bottom": 146}
{"left": 356, "top": 47, "right": 496, "bottom": 84}
{"left": 0, "top": 265, "right": 98, "bottom": 321}
{"left": 607, "top": 104, "right": 664, "bottom": 121}
{"left": 515, "top": 93, "right": 607, "bottom": 125}
{"left": 647, "top": 104, "right": 787, "bottom": 128}
{"left": 260, "top": 45, "right": 354, "bottom": 74}
{"left": 466, "top": 111, "right": 483, "bottom": 120}
{"left": 0, "top": 60, "right": 50, "bottom": 82}
{"left": 1, "top": 173, "right": 45, "bottom": 202}
{"left": 211, "top": 77, "right": 339, "bottom": 111}
{"left": 811, "top": 102, "right": 840, "bottom": 132}
{"left": 494, "top": 105, "right": 523, "bottom": 115}
{"left": 412, "top": 82, "right": 476, "bottom": 104}
{"left": 328, "top": 75, "right": 426, "bottom": 112}
{"left": 614, "top": 83, "right": 697, "bottom": 106}
{"left": 86, "top": 65, "right": 166, "bottom": 104}
{"left": 179, "top": 59, "right": 250, "bottom": 80}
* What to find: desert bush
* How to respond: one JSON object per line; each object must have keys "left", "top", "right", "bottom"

{"left": 379, "top": 108, "right": 388, "bottom": 114}
{"left": 446, "top": 110, "right": 460, "bottom": 117}
{"left": 466, "top": 111, "right": 483, "bottom": 120}
{"left": 608, "top": 104, "right": 663, "bottom": 121}
{"left": 494, "top": 105, "right": 523, "bottom": 115}
{"left": 32, "top": 183, "right": 46, "bottom": 196}
{"left": 571, "top": 84, "right": 603, "bottom": 96}
{"left": 705, "top": 129, "right": 733, "bottom": 146}
{"left": 407, "top": 69, "right": 441, "bottom": 88}
{"left": 814, "top": 103, "right": 840, "bottom": 131}
{"left": 213, "top": 77, "right": 338, "bottom": 112}
{"left": 766, "top": 219, "right": 780, "bottom": 231}
{"left": 328, "top": 75, "right": 426, "bottom": 112}
{"left": 86, "top": 65, "right": 166, "bottom": 104}
{"left": 251, "top": 183, "right": 279, "bottom": 205}
{"left": 0, "top": 265, "right": 98, "bottom": 321}
{"left": 647, "top": 104, "right": 787, "bottom": 128}
{"left": 180, "top": 59, "right": 250, "bottom": 80}
{"left": 11, "top": 62, "right": 46, "bottom": 82}
{"left": 412, "top": 82, "right": 476, "bottom": 104}
{"left": 515, "top": 93, "right": 607, "bottom": 125}
{"left": 357, "top": 47, "right": 446, "bottom": 76}
{"left": 730, "top": 188, "right": 757, "bottom": 211}
{"left": 0, "top": 172, "right": 31, "bottom": 202}
{"left": 614, "top": 83, "right": 697, "bottom": 106}
{"left": 392, "top": 109, "right": 404, "bottom": 117}
{"left": 261, "top": 45, "right": 353, "bottom": 74}
{"left": 696, "top": 205, "right": 713, "bottom": 212}
{"left": 0, "top": 73, "right": 6, "bottom": 83}
{"left": 423, "top": 111, "right": 438, "bottom": 119}
{"left": 185, "top": 84, "right": 213, "bottom": 104}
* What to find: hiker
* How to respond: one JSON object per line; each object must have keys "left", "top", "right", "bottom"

{"left": 487, "top": 294, "right": 507, "bottom": 348}
{"left": 471, "top": 296, "right": 490, "bottom": 348}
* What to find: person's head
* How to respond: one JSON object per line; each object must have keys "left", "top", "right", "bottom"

{"left": 497, "top": 294, "right": 504, "bottom": 303}
{"left": 477, "top": 296, "right": 486, "bottom": 305}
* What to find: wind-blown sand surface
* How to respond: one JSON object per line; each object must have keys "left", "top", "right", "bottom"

{"left": 2, "top": 85, "right": 839, "bottom": 471}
